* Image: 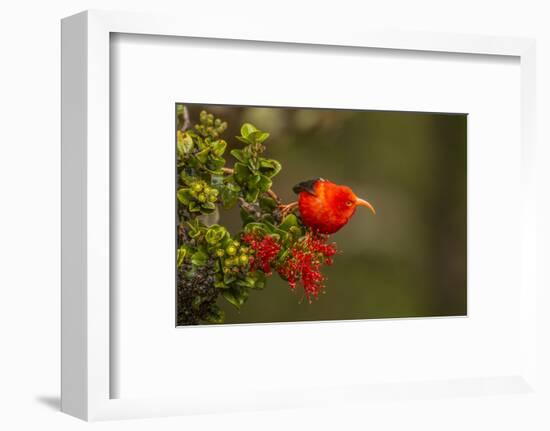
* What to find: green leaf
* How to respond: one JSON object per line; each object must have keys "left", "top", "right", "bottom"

{"left": 207, "top": 156, "right": 225, "bottom": 171}
{"left": 235, "top": 136, "right": 252, "bottom": 145}
{"left": 180, "top": 133, "right": 194, "bottom": 153}
{"left": 222, "top": 290, "right": 240, "bottom": 309}
{"left": 220, "top": 183, "right": 240, "bottom": 209}
{"left": 183, "top": 265, "right": 198, "bottom": 280}
{"left": 239, "top": 208, "right": 255, "bottom": 225}
{"left": 191, "top": 251, "right": 208, "bottom": 266}
{"left": 259, "top": 158, "right": 282, "bottom": 177}
{"left": 204, "top": 306, "right": 225, "bottom": 324}
{"left": 202, "top": 202, "right": 216, "bottom": 210}
{"left": 195, "top": 148, "right": 209, "bottom": 164}
{"left": 205, "top": 225, "right": 227, "bottom": 245}
{"left": 214, "top": 278, "right": 227, "bottom": 289}
{"left": 200, "top": 202, "right": 217, "bottom": 214}
{"left": 276, "top": 248, "right": 290, "bottom": 265}
{"left": 259, "top": 196, "right": 277, "bottom": 212}
{"left": 177, "top": 131, "right": 194, "bottom": 157}
{"left": 236, "top": 286, "right": 249, "bottom": 306}
{"left": 244, "top": 187, "right": 259, "bottom": 203}
{"left": 256, "top": 131, "right": 270, "bottom": 144}
{"left": 230, "top": 149, "right": 247, "bottom": 163}
{"left": 211, "top": 140, "right": 227, "bottom": 157}
{"left": 189, "top": 201, "right": 201, "bottom": 212}
{"left": 279, "top": 214, "right": 299, "bottom": 232}
{"left": 223, "top": 273, "right": 236, "bottom": 285}
{"left": 248, "top": 174, "right": 261, "bottom": 186}
{"left": 186, "top": 220, "right": 203, "bottom": 238}
{"left": 222, "top": 291, "right": 238, "bottom": 309}
{"left": 243, "top": 222, "right": 268, "bottom": 236}
{"left": 235, "top": 278, "right": 254, "bottom": 288}
{"left": 257, "top": 175, "right": 272, "bottom": 193}
{"left": 211, "top": 174, "right": 225, "bottom": 186}
{"left": 180, "top": 172, "right": 194, "bottom": 186}
{"left": 185, "top": 157, "right": 201, "bottom": 170}
{"left": 176, "top": 246, "right": 188, "bottom": 269}
{"left": 248, "top": 131, "right": 270, "bottom": 144}
{"left": 289, "top": 225, "right": 304, "bottom": 238}
{"left": 234, "top": 163, "right": 252, "bottom": 184}
{"left": 176, "top": 188, "right": 193, "bottom": 205}
{"left": 248, "top": 157, "right": 259, "bottom": 171}
{"left": 222, "top": 287, "right": 249, "bottom": 309}
{"left": 240, "top": 123, "right": 257, "bottom": 139}
{"left": 264, "top": 222, "right": 288, "bottom": 242}
{"left": 195, "top": 134, "right": 207, "bottom": 150}
{"left": 249, "top": 271, "right": 267, "bottom": 289}
{"left": 236, "top": 271, "right": 267, "bottom": 289}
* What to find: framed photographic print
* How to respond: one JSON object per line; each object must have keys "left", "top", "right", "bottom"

{"left": 62, "top": 10, "right": 542, "bottom": 422}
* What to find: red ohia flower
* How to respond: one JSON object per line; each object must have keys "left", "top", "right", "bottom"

{"left": 243, "top": 231, "right": 338, "bottom": 302}
{"left": 277, "top": 232, "right": 338, "bottom": 302}
{"left": 243, "top": 233, "right": 281, "bottom": 275}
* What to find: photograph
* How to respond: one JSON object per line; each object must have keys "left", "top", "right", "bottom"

{"left": 175, "top": 103, "right": 467, "bottom": 326}
{"left": 176, "top": 104, "right": 467, "bottom": 325}
{"left": 2, "top": 1, "right": 541, "bottom": 427}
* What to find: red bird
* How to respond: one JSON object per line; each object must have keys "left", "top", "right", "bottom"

{"left": 289, "top": 178, "right": 376, "bottom": 234}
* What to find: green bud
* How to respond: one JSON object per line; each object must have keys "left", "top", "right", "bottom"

{"left": 226, "top": 246, "right": 237, "bottom": 256}
{"left": 232, "top": 241, "right": 240, "bottom": 248}
{"left": 192, "top": 183, "right": 203, "bottom": 193}
{"left": 198, "top": 193, "right": 207, "bottom": 202}
{"left": 214, "top": 118, "right": 221, "bottom": 127}
{"left": 224, "top": 258, "right": 233, "bottom": 267}
{"left": 216, "top": 249, "right": 225, "bottom": 257}
{"left": 208, "top": 194, "right": 217, "bottom": 203}
{"left": 239, "top": 254, "right": 249, "bottom": 265}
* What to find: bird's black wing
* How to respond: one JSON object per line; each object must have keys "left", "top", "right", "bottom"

{"left": 292, "top": 178, "right": 324, "bottom": 196}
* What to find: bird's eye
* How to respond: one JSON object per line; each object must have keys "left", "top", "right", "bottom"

{"left": 346, "top": 201, "right": 353, "bottom": 207}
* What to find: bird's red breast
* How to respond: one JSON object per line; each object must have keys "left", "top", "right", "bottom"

{"left": 294, "top": 179, "right": 375, "bottom": 234}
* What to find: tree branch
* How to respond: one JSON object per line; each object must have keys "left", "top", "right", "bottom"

{"left": 180, "top": 105, "right": 191, "bottom": 132}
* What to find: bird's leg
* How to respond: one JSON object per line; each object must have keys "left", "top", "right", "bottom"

{"left": 278, "top": 201, "right": 298, "bottom": 218}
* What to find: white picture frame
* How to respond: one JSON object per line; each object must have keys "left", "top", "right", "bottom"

{"left": 61, "top": 9, "right": 540, "bottom": 421}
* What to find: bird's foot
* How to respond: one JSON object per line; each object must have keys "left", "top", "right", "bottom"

{"left": 278, "top": 202, "right": 298, "bottom": 218}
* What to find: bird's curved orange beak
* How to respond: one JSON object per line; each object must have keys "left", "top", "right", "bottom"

{"left": 356, "top": 198, "right": 376, "bottom": 215}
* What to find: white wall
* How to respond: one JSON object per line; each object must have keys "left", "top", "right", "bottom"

{"left": 1, "top": 1, "right": 549, "bottom": 430}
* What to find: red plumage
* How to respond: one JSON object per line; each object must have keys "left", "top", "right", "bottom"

{"left": 294, "top": 178, "right": 375, "bottom": 234}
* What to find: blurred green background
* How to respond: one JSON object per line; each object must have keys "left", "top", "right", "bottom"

{"left": 183, "top": 104, "right": 467, "bottom": 323}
